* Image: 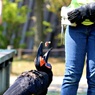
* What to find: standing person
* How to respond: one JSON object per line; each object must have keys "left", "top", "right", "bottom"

{"left": 61, "top": 0, "right": 95, "bottom": 95}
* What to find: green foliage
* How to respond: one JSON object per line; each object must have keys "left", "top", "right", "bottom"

{"left": 44, "top": 0, "right": 68, "bottom": 47}
{"left": 3, "top": 0, "right": 27, "bottom": 23}
{"left": 0, "top": 26, "right": 8, "bottom": 48}
{"left": 43, "top": 21, "right": 52, "bottom": 35}
{"left": 0, "top": 0, "right": 28, "bottom": 48}
{"left": 45, "top": 0, "right": 70, "bottom": 13}
{"left": 46, "top": 0, "right": 63, "bottom": 13}
{"left": 0, "top": 0, "right": 71, "bottom": 49}
{"left": 44, "top": 0, "right": 71, "bottom": 47}
{"left": 19, "top": 43, "right": 26, "bottom": 49}
{"left": 26, "top": 27, "right": 35, "bottom": 37}
{"left": 55, "top": 33, "right": 65, "bottom": 46}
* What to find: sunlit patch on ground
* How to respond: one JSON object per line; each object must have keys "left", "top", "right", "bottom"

{"left": 47, "top": 91, "right": 86, "bottom": 95}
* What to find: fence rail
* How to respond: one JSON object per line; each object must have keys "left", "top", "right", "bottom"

{"left": 17, "top": 48, "right": 65, "bottom": 59}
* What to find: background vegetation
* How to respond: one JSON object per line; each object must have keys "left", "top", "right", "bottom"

{"left": 0, "top": 0, "right": 71, "bottom": 50}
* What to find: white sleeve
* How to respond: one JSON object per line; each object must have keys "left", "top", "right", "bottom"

{"left": 0, "top": 0, "right": 2, "bottom": 16}
{"left": 61, "top": 6, "right": 77, "bottom": 26}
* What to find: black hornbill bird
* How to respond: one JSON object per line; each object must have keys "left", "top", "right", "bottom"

{"left": 3, "top": 42, "right": 53, "bottom": 95}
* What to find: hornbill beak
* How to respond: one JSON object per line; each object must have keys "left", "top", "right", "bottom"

{"left": 34, "top": 42, "right": 52, "bottom": 71}
{"left": 37, "top": 42, "right": 43, "bottom": 58}
{"left": 44, "top": 48, "right": 52, "bottom": 63}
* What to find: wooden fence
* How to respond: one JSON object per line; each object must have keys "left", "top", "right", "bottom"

{"left": 17, "top": 48, "right": 65, "bottom": 59}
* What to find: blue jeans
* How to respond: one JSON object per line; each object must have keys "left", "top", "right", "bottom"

{"left": 61, "top": 24, "right": 95, "bottom": 95}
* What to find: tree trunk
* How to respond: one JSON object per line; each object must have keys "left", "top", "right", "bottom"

{"left": 34, "top": 0, "right": 44, "bottom": 49}
{"left": 20, "top": 0, "right": 32, "bottom": 46}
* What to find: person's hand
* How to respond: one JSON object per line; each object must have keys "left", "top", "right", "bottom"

{"left": 67, "top": 8, "right": 80, "bottom": 23}
{"left": 67, "top": 5, "right": 87, "bottom": 24}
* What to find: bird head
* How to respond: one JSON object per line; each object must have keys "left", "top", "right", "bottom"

{"left": 34, "top": 42, "right": 52, "bottom": 72}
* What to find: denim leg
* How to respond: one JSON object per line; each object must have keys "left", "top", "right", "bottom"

{"left": 61, "top": 25, "right": 87, "bottom": 95}
{"left": 86, "top": 25, "right": 95, "bottom": 95}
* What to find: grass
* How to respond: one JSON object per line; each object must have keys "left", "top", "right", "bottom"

{"left": 11, "top": 56, "right": 66, "bottom": 76}
{"left": 47, "top": 91, "right": 86, "bottom": 95}
{"left": 47, "top": 91, "right": 60, "bottom": 95}
{"left": 11, "top": 55, "right": 86, "bottom": 76}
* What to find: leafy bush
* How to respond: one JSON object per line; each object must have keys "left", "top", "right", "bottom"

{"left": 0, "top": 0, "right": 28, "bottom": 48}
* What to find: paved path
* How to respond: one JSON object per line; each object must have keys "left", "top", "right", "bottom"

{"left": 48, "top": 76, "right": 87, "bottom": 92}
{"left": 10, "top": 76, "right": 87, "bottom": 92}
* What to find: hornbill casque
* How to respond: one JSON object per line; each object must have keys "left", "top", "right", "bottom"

{"left": 3, "top": 42, "right": 53, "bottom": 95}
